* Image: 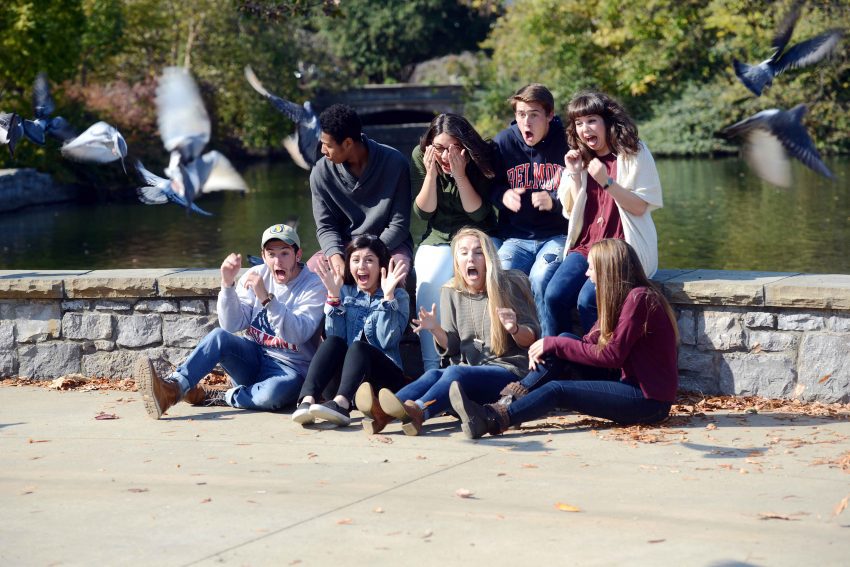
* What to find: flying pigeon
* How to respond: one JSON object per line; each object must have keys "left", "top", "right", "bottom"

{"left": 734, "top": 1, "right": 843, "bottom": 96}
{"left": 138, "top": 67, "right": 247, "bottom": 215}
{"left": 61, "top": 121, "right": 128, "bottom": 172}
{"left": 21, "top": 73, "right": 76, "bottom": 145}
{"left": 718, "top": 105, "right": 833, "bottom": 188}
{"left": 0, "top": 112, "right": 23, "bottom": 157}
{"left": 244, "top": 65, "right": 322, "bottom": 169}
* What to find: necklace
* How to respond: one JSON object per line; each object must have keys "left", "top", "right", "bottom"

{"left": 465, "top": 291, "right": 487, "bottom": 352}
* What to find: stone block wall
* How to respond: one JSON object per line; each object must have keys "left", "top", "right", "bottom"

{"left": 1, "top": 268, "right": 849, "bottom": 403}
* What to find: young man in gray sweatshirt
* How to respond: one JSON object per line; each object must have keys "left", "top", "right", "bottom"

{"left": 137, "top": 223, "right": 326, "bottom": 418}
{"left": 308, "top": 104, "right": 413, "bottom": 279}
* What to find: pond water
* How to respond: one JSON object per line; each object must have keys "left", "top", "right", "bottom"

{"left": 1, "top": 156, "right": 848, "bottom": 274}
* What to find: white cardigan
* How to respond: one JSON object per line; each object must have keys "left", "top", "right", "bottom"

{"left": 557, "top": 141, "right": 663, "bottom": 276}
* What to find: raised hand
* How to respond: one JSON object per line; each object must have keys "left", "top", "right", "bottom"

{"left": 411, "top": 303, "right": 438, "bottom": 334}
{"left": 502, "top": 187, "right": 525, "bottom": 212}
{"left": 587, "top": 157, "right": 609, "bottom": 187}
{"left": 220, "top": 252, "right": 242, "bottom": 287}
{"left": 314, "top": 256, "right": 344, "bottom": 297}
{"left": 447, "top": 144, "right": 468, "bottom": 178}
{"left": 565, "top": 149, "right": 583, "bottom": 174}
{"left": 496, "top": 307, "right": 518, "bottom": 335}
{"left": 381, "top": 257, "right": 408, "bottom": 300}
{"left": 243, "top": 271, "right": 269, "bottom": 303}
{"left": 424, "top": 144, "right": 439, "bottom": 175}
{"left": 329, "top": 253, "right": 347, "bottom": 280}
{"left": 528, "top": 338, "right": 545, "bottom": 370}
{"left": 530, "top": 190, "right": 553, "bottom": 211}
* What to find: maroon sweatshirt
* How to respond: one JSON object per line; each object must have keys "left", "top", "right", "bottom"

{"left": 543, "top": 287, "right": 679, "bottom": 402}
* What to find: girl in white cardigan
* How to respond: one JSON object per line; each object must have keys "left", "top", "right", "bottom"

{"left": 542, "top": 91, "right": 662, "bottom": 336}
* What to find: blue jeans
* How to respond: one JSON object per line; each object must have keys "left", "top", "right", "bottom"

{"left": 171, "top": 328, "right": 303, "bottom": 411}
{"left": 509, "top": 339, "right": 670, "bottom": 425}
{"left": 543, "top": 252, "right": 598, "bottom": 335}
{"left": 395, "top": 365, "right": 517, "bottom": 420}
{"left": 497, "top": 236, "right": 565, "bottom": 333}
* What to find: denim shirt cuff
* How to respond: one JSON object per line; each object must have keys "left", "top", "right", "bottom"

{"left": 378, "top": 297, "right": 399, "bottom": 310}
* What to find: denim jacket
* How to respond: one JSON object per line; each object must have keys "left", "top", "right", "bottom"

{"left": 325, "top": 284, "right": 410, "bottom": 369}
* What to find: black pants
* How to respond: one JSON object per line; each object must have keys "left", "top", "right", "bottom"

{"left": 298, "top": 335, "right": 408, "bottom": 402}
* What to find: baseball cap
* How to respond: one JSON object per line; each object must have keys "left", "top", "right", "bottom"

{"left": 261, "top": 224, "right": 300, "bottom": 249}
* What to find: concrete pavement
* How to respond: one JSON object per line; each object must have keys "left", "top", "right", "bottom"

{"left": 1, "top": 385, "right": 848, "bottom": 566}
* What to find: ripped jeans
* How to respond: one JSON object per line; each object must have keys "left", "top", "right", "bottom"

{"left": 497, "top": 235, "right": 565, "bottom": 336}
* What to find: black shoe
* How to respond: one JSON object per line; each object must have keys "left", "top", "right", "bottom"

{"left": 309, "top": 400, "right": 351, "bottom": 426}
{"left": 292, "top": 401, "right": 315, "bottom": 425}
{"left": 201, "top": 388, "right": 229, "bottom": 407}
{"left": 449, "top": 381, "right": 491, "bottom": 439}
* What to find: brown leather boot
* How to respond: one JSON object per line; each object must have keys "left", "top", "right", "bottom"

{"left": 497, "top": 381, "right": 529, "bottom": 406}
{"left": 378, "top": 388, "right": 425, "bottom": 436}
{"left": 450, "top": 381, "right": 509, "bottom": 439}
{"left": 136, "top": 355, "right": 181, "bottom": 419}
{"left": 354, "top": 382, "right": 393, "bottom": 435}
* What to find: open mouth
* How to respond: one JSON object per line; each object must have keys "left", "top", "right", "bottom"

{"left": 584, "top": 135, "right": 599, "bottom": 147}
{"left": 274, "top": 269, "right": 286, "bottom": 279}
{"left": 356, "top": 273, "right": 370, "bottom": 285}
{"left": 466, "top": 267, "right": 480, "bottom": 279}
{"left": 523, "top": 129, "right": 535, "bottom": 143}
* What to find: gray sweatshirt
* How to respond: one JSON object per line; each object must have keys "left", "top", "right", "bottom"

{"left": 217, "top": 264, "right": 325, "bottom": 376}
{"left": 310, "top": 134, "right": 413, "bottom": 258}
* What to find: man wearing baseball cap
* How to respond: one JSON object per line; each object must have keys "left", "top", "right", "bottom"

{"left": 137, "top": 223, "right": 326, "bottom": 418}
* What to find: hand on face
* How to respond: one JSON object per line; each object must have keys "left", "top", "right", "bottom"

{"left": 502, "top": 187, "right": 525, "bottom": 212}
{"left": 243, "top": 271, "right": 269, "bottom": 303}
{"left": 220, "top": 253, "right": 242, "bottom": 286}
{"left": 587, "top": 157, "right": 609, "bottom": 187}
{"left": 315, "top": 256, "right": 343, "bottom": 297}
{"left": 446, "top": 144, "right": 468, "bottom": 178}
{"left": 424, "top": 144, "right": 438, "bottom": 175}
{"left": 496, "top": 307, "right": 518, "bottom": 334}
{"left": 527, "top": 338, "right": 545, "bottom": 370}
{"left": 380, "top": 257, "right": 408, "bottom": 299}
{"left": 531, "top": 190, "right": 553, "bottom": 211}
{"left": 411, "top": 303, "right": 437, "bottom": 333}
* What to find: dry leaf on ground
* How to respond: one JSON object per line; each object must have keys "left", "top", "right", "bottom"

{"left": 455, "top": 488, "right": 474, "bottom": 498}
{"left": 834, "top": 495, "right": 849, "bottom": 517}
{"left": 555, "top": 502, "right": 581, "bottom": 512}
{"left": 94, "top": 411, "right": 118, "bottom": 420}
{"left": 336, "top": 518, "right": 352, "bottom": 525}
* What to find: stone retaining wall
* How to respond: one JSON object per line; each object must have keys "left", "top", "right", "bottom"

{"left": 1, "top": 268, "right": 849, "bottom": 403}
{"left": 0, "top": 169, "right": 77, "bottom": 212}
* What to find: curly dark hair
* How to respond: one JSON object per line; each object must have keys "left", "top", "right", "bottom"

{"left": 419, "top": 113, "right": 496, "bottom": 178}
{"left": 343, "top": 234, "right": 389, "bottom": 286}
{"left": 319, "top": 104, "right": 362, "bottom": 145}
{"left": 566, "top": 91, "right": 640, "bottom": 165}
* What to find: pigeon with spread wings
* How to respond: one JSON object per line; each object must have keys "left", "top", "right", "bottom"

{"left": 136, "top": 67, "right": 247, "bottom": 215}
{"left": 734, "top": 0, "right": 843, "bottom": 96}
{"left": 61, "top": 121, "right": 128, "bottom": 172}
{"left": 21, "top": 73, "right": 76, "bottom": 145}
{"left": 0, "top": 112, "right": 23, "bottom": 158}
{"left": 718, "top": 105, "right": 833, "bottom": 188}
{"left": 244, "top": 65, "right": 321, "bottom": 169}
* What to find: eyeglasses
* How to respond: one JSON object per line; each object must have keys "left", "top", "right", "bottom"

{"left": 432, "top": 143, "right": 463, "bottom": 154}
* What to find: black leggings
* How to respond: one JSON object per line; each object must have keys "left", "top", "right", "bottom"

{"left": 298, "top": 335, "right": 408, "bottom": 402}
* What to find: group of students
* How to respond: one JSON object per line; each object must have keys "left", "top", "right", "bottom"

{"left": 137, "top": 83, "right": 680, "bottom": 439}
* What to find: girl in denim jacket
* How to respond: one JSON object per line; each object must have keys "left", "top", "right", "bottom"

{"left": 292, "top": 235, "right": 410, "bottom": 427}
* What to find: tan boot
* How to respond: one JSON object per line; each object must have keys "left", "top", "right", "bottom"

{"left": 354, "top": 382, "right": 393, "bottom": 435}
{"left": 378, "top": 388, "right": 424, "bottom": 436}
{"left": 136, "top": 356, "right": 181, "bottom": 419}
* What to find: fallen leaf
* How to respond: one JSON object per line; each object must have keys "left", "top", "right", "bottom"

{"left": 647, "top": 539, "right": 665, "bottom": 544}
{"left": 757, "top": 513, "right": 798, "bottom": 521}
{"left": 373, "top": 507, "right": 385, "bottom": 513}
{"left": 371, "top": 435, "right": 393, "bottom": 444}
{"left": 818, "top": 374, "right": 832, "bottom": 384}
{"left": 127, "top": 488, "right": 149, "bottom": 493}
{"left": 422, "top": 529, "right": 433, "bottom": 539}
{"left": 705, "top": 423, "right": 717, "bottom": 431}
{"left": 834, "top": 495, "right": 849, "bottom": 517}
{"left": 336, "top": 518, "right": 353, "bottom": 525}
{"left": 307, "top": 452, "right": 318, "bottom": 459}
{"left": 555, "top": 502, "right": 581, "bottom": 512}
{"left": 416, "top": 455, "right": 427, "bottom": 460}
{"left": 94, "top": 412, "right": 118, "bottom": 420}
{"left": 28, "top": 439, "right": 50, "bottom": 444}
{"left": 455, "top": 488, "right": 474, "bottom": 499}
{"left": 200, "top": 497, "right": 212, "bottom": 503}
{"left": 521, "top": 463, "right": 538, "bottom": 469}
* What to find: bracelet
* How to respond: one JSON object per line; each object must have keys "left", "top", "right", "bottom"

{"left": 326, "top": 298, "right": 341, "bottom": 306}
{"left": 326, "top": 295, "right": 339, "bottom": 301}
{"left": 566, "top": 171, "right": 580, "bottom": 178}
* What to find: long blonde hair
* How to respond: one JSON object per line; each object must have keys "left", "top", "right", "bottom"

{"left": 590, "top": 239, "right": 678, "bottom": 351}
{"left": 447, "top": 227, "right": 534, "bottom": 356}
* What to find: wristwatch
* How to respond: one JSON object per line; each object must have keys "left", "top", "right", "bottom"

{"left": 262, "top": 294, "right": 275, "bottom": 307}
{"left": 603, "top": 176, "right": 615, "bottom": 190}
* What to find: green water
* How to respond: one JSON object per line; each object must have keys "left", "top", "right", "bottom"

{"left": 1, "top": 156, "right": 848, "bottom": 273}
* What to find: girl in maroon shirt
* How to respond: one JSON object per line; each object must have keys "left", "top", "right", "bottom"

{"left": 450, "top": 238, "right": 679, "bottom": 438}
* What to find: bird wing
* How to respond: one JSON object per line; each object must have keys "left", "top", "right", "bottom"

{"left": 244, "top": 65, "right": 308, "bottom": 123}
{"left": 0, "top": 112, "right": 19, "bottom": 143}
{"left": 156, "top": 67, "right": 210, "bottom": 160}
{"left": 742, "top": 128, "right": 792, "bottom": 188}
{"left": 134, "top": 159, "right": 169, "bottom": 188}
{"left": 772, "top": 105, "right": 834, "bottom": 179}
{"left": 32, "top": 73, "right": 55, "bottom": 119}
{"left": 770, "top": 0, "right": 804, "bottom": 61}
{"left": 197, "top": 150, "right": 248, "bottom": 193}
{"left": 283, "top": 135, "right": 312, "bottom": 170}
{"left": 775, "top": 29, "right": 844, "bottom": 74}
{"left": 22, "top": 119, "right": 46, "bottom": 145}
{"left": 61, "top": 122, "right": 122, "bottom": 163}
{"left": 47, "top": 116, "right": 76, "bottom": 142}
